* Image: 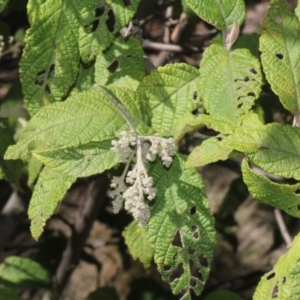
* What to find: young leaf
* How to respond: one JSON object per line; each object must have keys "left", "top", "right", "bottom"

{"left": 33, "top": 140, "right": 119, "bottom": 178}
{"left": 21, "top": 0, "right": 81, "bottom": 115}
{"left": 253, "top": 233, "right": 300, "bottom": 300}
{"left": 5, "top": 87, "right": 130, "bottom": 160}
{"left": 248, "top": 123, "right": 300, "bottom": 180}
{"left": 185, "top": 0, "right": 245, "bottom": 30}
{"left": 137, "top": 63, "right": 201, "bottom": 136}
{"left": 78, "top": 0, "right": 141, "bottom": 62}
{"left": 200, "top": 44, "right": 262, "bottom": 126}
{"left": 146, "top": 154, "right": 216, "bottom": 299}
{"left": 0, "top": 256, "right": 51, "bottom": 289}
{"left": 28, "top": 167, "right": 75, "bottom": 240}
{"left": 260, "top": 0, "right": 300, "bottom": 115}
{"left": 123, "top": 220, "right": 154, "bottom": 269}
{"left": 242, "top": 160, "right": 300, "bottom": 218}
{"left": 95, "top": 35, "right": 145, "bottom": 90}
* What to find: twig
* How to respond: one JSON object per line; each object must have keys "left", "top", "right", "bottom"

{"left": 143, "top": 40, "right": 184, "bottom": 53}
{"left": 274, "top": 208, "right": 292, "bottom": 246}
{"left": 55, "top": 175, "right": 109, "bottom": 294}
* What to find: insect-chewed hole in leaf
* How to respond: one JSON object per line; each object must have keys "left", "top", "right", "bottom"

{"left": 193, "top": 91, "right": 198, "bottom": 101}
{"left": 188, "top": 246, "right": 195, "bottom": 255}
{"left": 271, "top": 282, "right": 279, "bottom": 298}
{"left": 237, "top": 102, "right": 243, "bottom": 108}
{"left": 173, "top": 253, "right": 179, "bottom": 261}
{"left": 267, "top": 272, "right": 275, "bottom": 280}
{"left": 244, "top": 76, "right": 250, "bottom": 82}
{"left": 249, "top": 68, "right": 258, "bottom": 75}
{"left": 163, "top": 265, "right": 172, "bottom": 272}
{"left": 45, "top": 84, "right": 51, "bottom": 95}
{"left": 247, "top": 92, "right": 255, "bottom": 97}
{"left": 190, "top": 278, "right": 197, "bottom": 288}
{"left": 172, "top": 230, "right": 183, "bottom": 248}
{"left": 191, "top": 225, "right": 199, "bottom": 239}
{"left": 89, "top": 6, "right": 105, "bottom": 32}
{"left": 190, "top": 206, "right": 196, "bottom": 215}
{"left": 121, "top": 0, "right": 132, "bottom": 7}
{"left": 282, "top": 276, "right": 286, "bottom": 284}
{"left": 35, "top": 70, "right": 46, "bottom": 86}
{"left": 107, "top": 60, "right": 119, "bottom": 73}
{"left": 169, "top": 262, "right": 184, "bottom": 283}
{"left": 189, "top": 259, "right": 204, "bottom": 281}
{"left": 126, "top": 54, "right": 132, "bottom": 58}
{"left": 198, "top": 253, "right": 209, "bottom": 268}
{"left": 275, "top": 53, "right": 284, "bottom": 60}
{"left": 106, "top": 9, "right": 116, "bottom": 32}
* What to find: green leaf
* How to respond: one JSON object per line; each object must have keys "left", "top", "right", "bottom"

{"left": 0, "top": 256, "right": 51, "bottom": 290}
{"left": 5, "top": 87, "right": 130, "bottom": 160}
{"left": 146, "top": 154, "right": 216, "bottom": 299}
{"left": 0, "top": 0, "right": 8, "bottom": 12}
{"left": 95, "top": 35, "right": 145, "bottom": 90}
{"left": 186, "top": 114, "right": 263, "bottom": 168}
{"left": 78, "top": 0, "right": 141, "bottom": 62}
{"left": 242, "top": 159, "right": 300, "bottom": 218}
{"left": 248, "top": 123, "right": 300, "bottom": 180}
{"left": 137, "top": 63, "right": 201, "bottom": 136}
{"left": 203, "top": 290, "right": 242, "bottom": 300}
{"left": 28, "top": 167, "right": 75, "bottom": 240}
{"left": 74, "top": 61, "right": 95, "bottom": 92}
{"left": 33, "top": 140, "right": 119, "bottom": 178}
{"left": 254, "top": 233, "right": 300, "bottom": 300}
{"left": 0, "top": 288, "right": 19, "bottom": 300}
{"left": 21, "top": 0, "right": 81, "bottom": 115}
{"left": 0, "top": 119, "right": 23, "bottom": 184}
{"left": 185, "top": 0, "right": 245, "bottom": 30}
{"left": 123, "top": 220, "right": 154, "bottom": 269}
{"left": 27, "top": 156, "right": 43, "bottom": 187}
{"left": 260, "top": 0, "right": 300, "bottom": 115}
{"left": 200, "top": 44, "right": 262, "bottom": 125}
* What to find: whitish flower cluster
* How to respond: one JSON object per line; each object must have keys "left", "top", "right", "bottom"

{"left": 110, "top": 131, "right": 175, "bottom": 226}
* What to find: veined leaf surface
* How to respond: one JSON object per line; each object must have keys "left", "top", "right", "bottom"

{"left": 137, "top": 63, "right": 201, "bottom": 136}
{"left": 242, "top": 160, "right": 300, "bottom": 218}
{"left": 21, "top": 0, "right": 81, "bottom": 115}
{"left": 5, "top": 87, "right": 131, "bottom": 160}
{"left": 33, "top": 140, "right": 119, "bottom": 178}
{"left": 260, "top": 0, "right": 300, "bottom": 115}
{"left": 28, "top": 167, "right": 75, "bottom": 240}
{"left": 200, "top": 44, "right": 262, "bottom": 126}
{"left": 78, "top": 0, "right": 141, "bottom": 62}
{"left": 146, "top": 155, "right": 216, "bottom": 299}
{"left": 185, "top": 0, "right": 245, "bottom": 30}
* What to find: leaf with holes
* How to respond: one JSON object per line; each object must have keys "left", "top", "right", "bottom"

{"left": 28, "top": 167, "right": 75, "bottom": 240}
{"left": 200, "top": 44, "right": 262, "bottom": 126}
{"left": 253, "top": 233, "right": 300, "bottom": 300}
{"left": 95, "top": 35, "right": 145, "bottom": 90}
{"left": 260, "top": 0, "right": 300, "bottom": 115}
{"left": 21, "top": 0, "right": 81, "bottom": 115}
{"left": 146, "top": 154, "right": 216, "bottom": 299}
{"left": 123, "top": 220, "right": 154, "bottom": 268}
{"left": 186, "top": 113, "right": 263, "bottom": 168}
{"left": 248, "top": 123, "right": 300, "bottom": 180}
{"left": 4, "top": 87, "right": 132, "bottom": 160}
{"left": 78, "top": 0, "right": 141, "bottom": 62}
{"left": 0, "top": 256, "right": 51, "bottom": 290}
{"left": 33, "top": 140, "right": 120, "bottom": 178}
{"left": 185, "top": 0, "right": 245, "bottom": 30}
{"left": 242, "top": 160, "right": 300, "bottom": 218}
{"left": 137, "top": 63, "right": 201, "bottom": 136}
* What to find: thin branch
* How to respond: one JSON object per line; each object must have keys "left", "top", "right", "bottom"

{"left": 274, "top": 208, "right": 292, "bottom": 246}
{"left": 143, "top": 39, "right": 184, "bottom": 53}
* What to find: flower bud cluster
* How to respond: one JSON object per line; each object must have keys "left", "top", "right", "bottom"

{"left": 110, "top": 131, "right": 175, "bottom": 226}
